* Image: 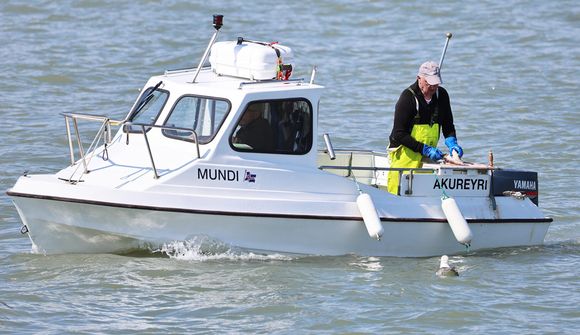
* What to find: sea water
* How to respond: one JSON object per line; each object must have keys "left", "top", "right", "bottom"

{"left": 1, "top": 1, "right": 578, "bottom": 333}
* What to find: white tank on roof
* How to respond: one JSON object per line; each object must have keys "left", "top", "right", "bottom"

{"left": 209, "top": 40, "right": 293, "bottom": 80}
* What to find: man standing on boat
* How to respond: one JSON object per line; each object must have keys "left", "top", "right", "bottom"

{"left": 387, "top": 61, "right": 463, "bottom": 194}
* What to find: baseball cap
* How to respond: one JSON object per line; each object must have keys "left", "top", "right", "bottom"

{"left": 418, "top": 61, "right": 442, "bottom": 85}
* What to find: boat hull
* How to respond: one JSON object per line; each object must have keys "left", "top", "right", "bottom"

{"left": 11, "top": 195, "right": 551, "bottom": 257}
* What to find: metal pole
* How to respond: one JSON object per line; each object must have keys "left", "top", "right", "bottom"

{"left": 309, "top": 66, "right": 317, "bottom": 85}
{"left": 192, "top": 15, "right": 223, "bottom": 83}
{"left": 65, "top": 116, "right": 75, "bottom": 165}
{"left": 141, "top": 125, "right": 159, "bottom": 179}
{"left": 105, "top": 119, "right": 111, "bottom": 143}
{"left": 72, "top": 118, "right": 88, "bottom": 173}
{"left": 438, "top": 32, "right": 453, "bottom": 70}
{"left": 323, "top": 133, "right": 336, "bottom": 160}
{"left": 191, "top": 132, "right": 201, "bottom": 159}
{"left": 191, "top": 31, "right": 220, "bottom": 83}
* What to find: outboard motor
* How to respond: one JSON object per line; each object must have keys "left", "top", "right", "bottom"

{"left": 492, "top": 169, "right": 539, "bottom": 205}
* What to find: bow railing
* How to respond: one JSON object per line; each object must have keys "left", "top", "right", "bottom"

{"left": 61, "top": 112, "right": 200, "bottom": 182}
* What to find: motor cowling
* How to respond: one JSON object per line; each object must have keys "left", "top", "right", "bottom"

{"left": 492, "top": 169, "right": 539, "bottom": 205}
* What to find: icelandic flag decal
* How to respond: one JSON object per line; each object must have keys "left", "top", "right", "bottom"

{"left": 244, "top": 170, "right": 256, "bottom": 183}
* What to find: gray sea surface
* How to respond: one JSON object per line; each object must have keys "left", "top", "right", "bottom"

{"left": 1, "top": 0, "right": 579, "bottom": 334}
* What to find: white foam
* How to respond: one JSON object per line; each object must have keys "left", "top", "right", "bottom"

{"left": 154, "top": 235, "right": 294, "bottom": 262}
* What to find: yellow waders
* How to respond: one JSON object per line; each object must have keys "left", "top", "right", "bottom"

{"left": 387, "top": 123, "right": 440, "bottom": 194}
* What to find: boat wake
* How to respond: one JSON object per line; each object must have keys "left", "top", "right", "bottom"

{"left": 153, "top": 235, "right": 294, "bottom": 262}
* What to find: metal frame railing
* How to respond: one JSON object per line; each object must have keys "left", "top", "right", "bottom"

{"left": 318, "top": 149, "right": 493, "bottom": 195}
{"left": 125, "top": 122, "right": 201, "bottom": 179}
{"left": 62, "top": 113, "right": 116, "bottom": 177}
{"left": 61, "top": 112, "right": 200, "bottom": 182}
{"left": 318, "top": 163, "right": 436, "bottom": 195}
{"left": 238, "top": 78, "right": 304, "bottom": 89}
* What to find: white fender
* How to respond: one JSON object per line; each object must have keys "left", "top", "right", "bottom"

{"left": 356, "top": 193, "right": 384, "bottom": 240}
{"left": 441, "top": 197, "right": 473, "bottom": 245}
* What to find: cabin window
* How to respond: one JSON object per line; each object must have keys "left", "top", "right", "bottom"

{"left": 162, "top": 95, "right": 230, "bottom": 144}
{"left": 231, "top": 99, "right": 312, "bottom": 154}
{"left": 125, "top": 85, "right": 169, "bottom": 133}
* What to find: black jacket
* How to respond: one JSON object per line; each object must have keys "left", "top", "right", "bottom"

{"left": 388, "top": 80, "right": 456, "bottom": 153}
{"left": 235, "top": 118, "right": 275, "bottom": 152}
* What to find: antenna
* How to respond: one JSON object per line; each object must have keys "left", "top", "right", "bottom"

{"left": 438, "top": 32, "right": 452, "bottom": 71}
{"left": 191, "top": 14, "right": 224, "bottom": 83}
{"left": 309, "top": 65, "right": 317, "bottom": 85}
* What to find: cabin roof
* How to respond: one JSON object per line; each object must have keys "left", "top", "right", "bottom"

{"left": 154, "top": 67, "right": 324, "bottom": 96}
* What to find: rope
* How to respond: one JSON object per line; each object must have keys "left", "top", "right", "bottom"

{"left": 433, "top": 169, "right": 450, "bottom": 200}
{"left": 237, "top": 37, "right": 292, "bottom": 80}
{"left": 67, "top": 119, "right": 109, "bottom": 182}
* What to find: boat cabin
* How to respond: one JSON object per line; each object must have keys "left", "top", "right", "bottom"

{"left": 127, "top": 69, "right": 320, "bottom": 162}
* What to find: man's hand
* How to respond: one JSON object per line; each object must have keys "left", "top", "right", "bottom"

{"left": 422, "top": 144, "right": 444, "bottom": 161}
{"left": 445, "top": 136, "right": 463, "bottom": 158}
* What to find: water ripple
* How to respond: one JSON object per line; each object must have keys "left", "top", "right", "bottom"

{"left": 1, "top": 0, "right": 579, "bottom": 333}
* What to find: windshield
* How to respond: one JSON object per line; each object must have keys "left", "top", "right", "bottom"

{"left": 125, "top": 83, "right": 169, "bottom": 132}
{"left": 163, "top": 95, "right": 230, "bottom": 144}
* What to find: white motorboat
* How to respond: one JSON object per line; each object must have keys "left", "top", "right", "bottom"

{"left": 7, "top": 16, "right": 551, "bottom": 256}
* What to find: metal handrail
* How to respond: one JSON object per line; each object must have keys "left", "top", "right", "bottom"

{"left": 164, "top": 67, "right": 198, "bottom": 76}
{"left": 238, "top": 78, "right": 304, "bottom": 89}
{"left": 61, "top": 112, "right": 118, "bottom": 123}
{"left": 125, "top": 122, "right": 201, "bottom": 159}
{"left": 126, "top": 122, "right": 201, "bottom": 179}
{"left": 61, "top": 112, "right": 200, "bottom": 182}
{"left": 319, "top": 161, "right": 494, "bottom": 195}
{"left": 62, "top": 113, "right": 116, "bottom": 172}
{"left": 318, "top": 165, "right": 434, "bottom": 172}
{"left": 319, "top": 164, "right": 436, "bottom": 195}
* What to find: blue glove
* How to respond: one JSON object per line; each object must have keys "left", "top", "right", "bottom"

{"left": 444, "top": 136, "right": 463, "bottom": 158}
{"left": 422, "top": 144, "right": 444, "bottom": 161}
